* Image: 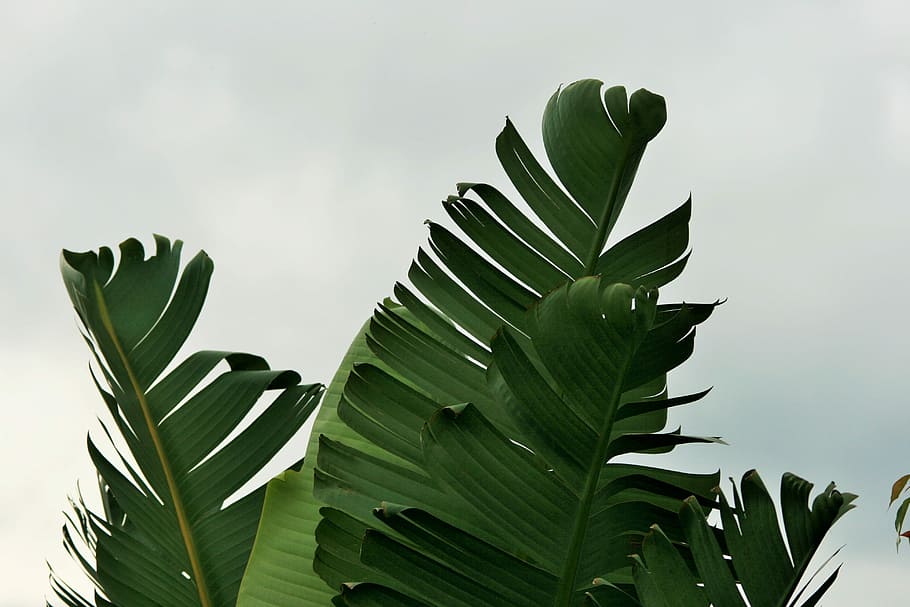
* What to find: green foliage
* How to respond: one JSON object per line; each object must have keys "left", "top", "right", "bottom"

{"left": 49, "top": 79, "right": 857, "bottom": 606}
{"left": 240, "top": 79, "right": 708, "bottom": 605}
{"left": 319, "top": 279, "right": 723, "bottom": 605}
{"left": 634, "top": 472, "right": 856, "bottom": 607}
{"left": 890, "top": 474, "right": 910, "bottom": 547}
{"left": 307, "top": 80, "right": 851, "bottom": 605}
{"left": 49, "top": 237, "right": 321, "bottom": 607}
{"left": 236, "top": 323, "right": 376, "bottom": 606}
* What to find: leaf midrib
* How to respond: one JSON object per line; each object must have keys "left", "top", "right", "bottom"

{"left": 553, "top": 353, "right": 632, "bottom": 606}
{"left": 93, "top": 279, "right": 212, "bottom": 607}
{"left": 553, "top": 142, "right": 635, "bottom": 605}
{"left": 583, "top": 142, "right": 631, "bottom": 275}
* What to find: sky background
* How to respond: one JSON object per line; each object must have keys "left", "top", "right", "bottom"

{"left": 2, "top": 1, "right": 909, "bottom": 605}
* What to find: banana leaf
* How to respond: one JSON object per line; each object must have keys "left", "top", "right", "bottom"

{"left": 49, "top": 237, "right": 321, "bottom": 607}
{"left": 240, "top": 79, "right": 714, "bottom": 604}
{"left": 633, "top": 471, "right": 856, "bottom": 607}
{"left": 323, "top": 278, "right": 721, "bottom": 605}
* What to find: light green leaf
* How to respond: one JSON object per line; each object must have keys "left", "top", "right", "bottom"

{"left": 238, "top": 322, "right": 376, "bottom": 607}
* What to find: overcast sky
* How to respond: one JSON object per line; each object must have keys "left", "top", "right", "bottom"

{"left": 2, "top": 1, "right": 909, "bottom": 605}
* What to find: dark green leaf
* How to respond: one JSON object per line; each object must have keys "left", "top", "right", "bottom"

{"left": 51, "top": 237, "right": 320, "bottom": 607}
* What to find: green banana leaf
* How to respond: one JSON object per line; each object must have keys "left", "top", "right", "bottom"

{"left": 49, "top": 236, "right": 321, "bottom": 607}
{"left": 240, "top": 79, "right": 712, "bottom": 604}
{"left": 321, "top": 278, "right": 721, "bottom": 605}
{"left": 633, "top": 471, "right": 856, "bottom": 607}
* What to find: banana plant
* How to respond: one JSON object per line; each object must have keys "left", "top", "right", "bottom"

{"left": 240, "top": 80, "right": 723, "bottom": 604}
{"left": 633, "top": 471, "right": 856, "bottom": 607}
{"left": 47, "top": 79, "right": 857, "bottom": 606}
{"left": 49, "top": 237, "right": 322, "bottom": 607}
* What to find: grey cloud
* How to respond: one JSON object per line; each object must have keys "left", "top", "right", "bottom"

{"left": 4, "top": 1, "right": 909, "bottom": 604}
